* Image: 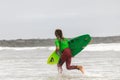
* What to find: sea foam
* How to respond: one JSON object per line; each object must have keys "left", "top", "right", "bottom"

{"left": 0, "top": 43, "right": 119, "bottom": 51}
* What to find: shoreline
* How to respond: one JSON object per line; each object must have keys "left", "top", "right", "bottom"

{"left": 0, "top": 36, "right": 120, "bottom": 47}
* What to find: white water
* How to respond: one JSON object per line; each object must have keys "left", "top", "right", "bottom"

{"left": 0, "top": 43, "right": 120, "bottom": 80}
{"left": 0, "top": 43, "right": 120, "bottom": 51}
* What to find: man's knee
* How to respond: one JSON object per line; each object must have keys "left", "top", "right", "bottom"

{"left": 66, "top": 66, "right": 71, "bottom": 70}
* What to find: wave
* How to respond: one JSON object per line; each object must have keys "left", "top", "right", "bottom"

{"left": 0, "top": 47, "right": 48, "bottom": 51}
{"left": 84, "top": 43, "right": 120, "bottom": 51}
{"left": 0, "top": 43, "right": 120, "bottom": 51}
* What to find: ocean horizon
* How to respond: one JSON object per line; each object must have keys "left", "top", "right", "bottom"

{"left": 0, "top": 35, "right": 120, "bottom": 47}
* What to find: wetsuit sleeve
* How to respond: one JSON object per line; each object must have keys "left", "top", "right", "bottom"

{"left": 66, "top": 38, "right": 69, "bottom": 42}
{"left": 55, "top": 39, "right": 59, "bottom": 47}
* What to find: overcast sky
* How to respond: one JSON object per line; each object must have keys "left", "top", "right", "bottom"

{"left": 0, "top": 0, "right": 120, "bottom": 40}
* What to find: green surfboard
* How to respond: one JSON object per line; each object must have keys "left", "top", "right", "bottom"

{"left": 47, "top": 51, "right": 59, "bottom": 65}
{"left": 69, "top": 34, "right": 91, "bottom": 57}
{"left": 47, "top": 34, "right": 92, "bottom": 65}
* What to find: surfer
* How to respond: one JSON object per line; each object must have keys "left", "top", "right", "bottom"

{"left": 54, "top": 29, "right": 85, "bottom": 74}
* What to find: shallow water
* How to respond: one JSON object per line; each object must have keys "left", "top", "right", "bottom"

{"left": 0, "top": 45, "right": 120, "bottom": 80}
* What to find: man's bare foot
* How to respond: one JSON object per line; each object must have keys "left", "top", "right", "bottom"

{"left": 58, "top": 67, "right": 63, "bottom": 74}
{"left": 77, "top": 66, "right": 85, "bottom": 74}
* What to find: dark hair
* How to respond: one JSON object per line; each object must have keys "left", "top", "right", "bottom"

{"left": 55, "top": 29, "right": 63, "bottom": 39}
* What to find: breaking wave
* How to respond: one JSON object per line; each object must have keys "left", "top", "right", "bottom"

{"left": 0, "top": 43, "right": 120, "bottom": 51}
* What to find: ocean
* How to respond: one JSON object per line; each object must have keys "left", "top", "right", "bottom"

{"left": 0, "top": 43, "right": 120, "bottom": 80}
